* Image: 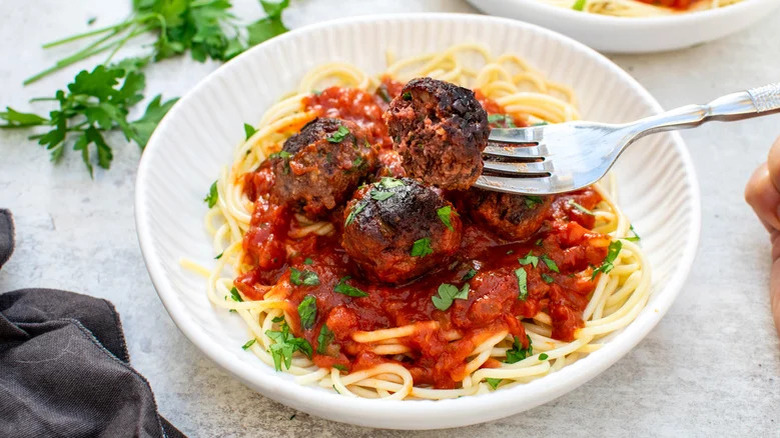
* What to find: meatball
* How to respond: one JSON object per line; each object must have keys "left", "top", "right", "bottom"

{"left": 384, "top": 77, "right": 489, "bottom": 190}
{"left": 269, "top": 118, "right": 376, "bottom": 219}
{"left": 462, "top": 189, "right": 552, "bottom": 241}
{"left": 341, "top": 177, "right": 462, "bottom": 284}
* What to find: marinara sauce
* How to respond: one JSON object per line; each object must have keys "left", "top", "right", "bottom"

{"left": 237, "top": 80, "right": 610, "bottom": 388}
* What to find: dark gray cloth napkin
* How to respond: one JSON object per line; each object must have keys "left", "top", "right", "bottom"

{"left": 0, "top": 210, "right": 185, "bottom": 438}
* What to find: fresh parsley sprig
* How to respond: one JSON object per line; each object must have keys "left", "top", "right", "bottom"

{"left": 1, "top": 61, "right": 177, "bottom": 176}
{"left": 265, "top": 318, "right": 313, "bottom": 371}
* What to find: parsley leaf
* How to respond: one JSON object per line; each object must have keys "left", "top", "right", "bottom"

{"left": 371, "top": 190, "right": 394, "bottom": 201}
{"left": 540, "top": 254, "right": 559, "bottom": 273}
{"left": 242, "top": 339, "right": 256, "bottom": 350}
{"left": 626, "top": 224, "right": 641, "bottom": 242}
{"left": 290, "top": 267, "right": 320, "bottom": 286}
{"left": 229, "top": 287, "right": 243, "bottom": 302}
{"left": 485, "top": 377, "right": 502, "bottom": 390}
{"left": 541, "top": 273, "right": 554, "bottom": 284}
{"left": 204, "top": 181, "right": 218, "bottom": 208}
{"left": 505, "top": 335, "right": 533, "bottom": 364}
{"left": 402, "top": 91, "right": 412, "bottom": 101}
{"left": 410, "top": 237, "right": 433, "bottom": 257}
{"left": 432, "top": 283, "right": 470, "bottom": 311}
{"left": 569, "top": 200, "right": 594, "bottom": 215}
{"left": 316, "top": 324, "right": 336, "bottom": 355}
{"left": 592, "top": 240, "right": 622, "bottom": 280}
{"left": 487, "top": 113, "right": 517, "bottom": 128}
{"left": 572, "top": 0, "right": 587, "bottom": 11}
{"left": 327, "top": 125, "right": 350, "bottom": 143}
{"left": 462, "top": 268, "right": 477, "bottom": 281}
{"left": 539, "top": 353, "right": 549, "bottom": 360}
{"left": 518, "top": 252, "right": 539, "bottom": 268}
{"left": 334, "top": 276, "right": 369, "bottom": 297}
{"left": 214, "top": 251, "right": 223, "bottom": 259}
{"left": 514, "top": 268, "right": 528, "bottom": 301}
{"left": 266, "top": 320, "right": 313, "bottom": 371}
{"left": 304, "top": 257, "right": 314, "bottom": 265}
{"left": 437, "top": 206, "right": 455, "bottom": 231}
{"left": 524, "top": 196, "right": 544, "bottom": 209}
{"left": 380, "top": 177, "right": 405, "bottom": 188}
{"left": 333, "top": 364, "right": 348, "bottom": 372}
{"left": 244, "top": 122, "right": 257, "bottom": 140}
{"left": 344, "top": 201, "right": 366, "bottom": 226}
{"left": 297, "top": 295, "right": 317, "bottom": 330}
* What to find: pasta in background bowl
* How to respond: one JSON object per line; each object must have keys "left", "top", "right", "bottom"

{"left": 466, "top": 0, "right": 780, "bottom": 53}
{"left": 135, "top": 14, "right": 700, "bottom": 429}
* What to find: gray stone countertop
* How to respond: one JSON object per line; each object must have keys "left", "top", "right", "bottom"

{"left": 1, "top": 0, "right": 778, "bottom": 436}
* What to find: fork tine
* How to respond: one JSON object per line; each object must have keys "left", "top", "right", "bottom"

{"left": 473, "top": 174, "right": 574, "bottom": 195}
{"left": 482, "top": 160, "right": 550, "bottom": 175}
{"left": 487, "top": 127, "right": 542, "bottom": 144}
{"left": 483, "top": 144, "right": 545, "bottom": 159}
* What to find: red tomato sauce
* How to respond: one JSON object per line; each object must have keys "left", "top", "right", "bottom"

{"left": 238, "top": 85, "right": 610, "bottom": 388}
{"left": 635, "top": 0, "right": 693, "bottom": 9}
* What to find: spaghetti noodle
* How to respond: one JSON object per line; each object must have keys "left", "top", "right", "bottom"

{"left": 187, "top": 44, "right": 651, "bottom": 400}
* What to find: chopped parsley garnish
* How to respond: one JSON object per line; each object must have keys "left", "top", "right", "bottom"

{"left": 272, "top": 315, "right": 285, "bottom": 324}
{"left": 344, "top": 201, "right": 366, "bottom": 226}
{"left": 437, "top": 206, "right": 455, "bottom": 231}
{"left": 297, "top": 295, "right": 317, "bottom": 330}
{"left": 541, "top": 273, "right": 554, "bottom": 284}
{"left": 539, "top": 353, "right": 549, "bottom": 360}
{"left": 290, "top": 267, "right": 320, "bottom": 286}
{"left": 505, "top": 335, "right": 533, "bottom": 364}
{"left": 204, "top": 181, "right": 218, "bottom": 208}
{"left": 327, "top": 125, "right": 350, "bottom": 143}
{"left": 241, "top": 339, "right": 256, "bottom": 350}
{"left": 462, "top": 268, "right": 477, "bottom": 281}
{"left": 333, "top": 364, "right": 349, "bottom": 372}
{"left": 304, "top": 257, "right": 314, "bottom": 265}
{"left": 518, "top": 252, "right": 539, "bottom": 268}
{"left": 592, "top": 240, "right": 622, "bottom": 280}
{"left": 332, "top": 385, "right": 341, "bottom": 394}
{"left": 573, "top": 0, "right": 587, "bottom": 10}
{"left": 380, "top": 177, "right": 405, "bottom": 188}
{"left": 540, "top": 255, "right": 560, "bottom": 273}
{"left": 214, "top": 251, "right": 223, "bottom": 260}
{"left": 626, "top": 224, "right": 641, "bottom": 242}
{"left": 402, "top": 91, "right": 412, "bottom": 101}
{"left": 569, "top": 200, "right": 594, "bottom": 215}
{"left": 268, "top": 150, "right": 292, "bottom": 160}
{"left": 535, "top": 239, "right": 543, "bottom": 246}
{"left": 230, "top": 287, "right": 243, "bottom": 302}
{"left": 532, "top": 121, "right": 549, "bottom": 126}
{"left": 316, "top": 324, "right": 336, "bottom": 355}
{"left": 524, "top": 195, "right": 544, "bottom": 209}
{"left": 485, "top": 378, "right": 502, "bottom": 390}
{"left": 243, "top": 123, "right": 257, "bottom": 140}
{"left": 410, "top": 237, "right": 434, "bottom": 257}
{"left": 487, "top": 113, "right": 517, "bottom": 128}
{"left": 514, "top": 267, "right": 528, "bottom": 301}
{"left": 334, "top": 276, "right": 369, "bottom": 297}
{"left": 266, "top": 320, "right": 313, "bottom": 371}
{"left": 431, "top": 283, "right": 470, "bottom": 311}
{"left": 506, "top": 250, "right": 514, "bottom": 255}
{"left": 370, "top": 189, "right": 394, "bottom": 201}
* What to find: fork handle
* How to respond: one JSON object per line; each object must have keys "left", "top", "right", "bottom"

{"left": 633, "top": 83, "right": 780, "bottom": 136}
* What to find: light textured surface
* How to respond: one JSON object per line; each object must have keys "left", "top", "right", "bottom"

{"left": 0, "top": 0, "right": 778, "bottom": 436}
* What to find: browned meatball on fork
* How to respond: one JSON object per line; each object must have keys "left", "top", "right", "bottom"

{"left": 269, "top": 118, "right": 376, "bottom": 220}
{"left": 385, "top": 78, "right": 489, "bottom": 190}
{"left": 341, "top": 177, "right": 462, "bottom": 284}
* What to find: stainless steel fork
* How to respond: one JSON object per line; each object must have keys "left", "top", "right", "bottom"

{"left": 477, "top": 83, "right": 780, "bottom": 195}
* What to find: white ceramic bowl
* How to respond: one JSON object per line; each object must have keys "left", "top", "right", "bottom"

{"left": 135, "top": 13, "right": 701, "bottom": 429}
{"left": 466, "top": 0, "right": 780, "bottom": 53}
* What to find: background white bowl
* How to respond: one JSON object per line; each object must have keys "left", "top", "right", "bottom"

{"left": 466, "top": 0, "right": 780, "bottom": 53}
{"left": 135, "top": 13, "right": 701, "bottom": 429}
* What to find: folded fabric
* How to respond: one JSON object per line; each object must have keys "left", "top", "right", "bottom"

{"left": 0, "top": 210, "right": 185, "bottom": 438}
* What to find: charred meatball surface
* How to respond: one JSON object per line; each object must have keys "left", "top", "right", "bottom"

{"left": 385, "top": 78, "right": 489, "bottom": 190}
{"left": 270, "top": 118, "right": 376, "bottom": 219}
{"left": 462, "top": 189, "right": 552, "bottom": 241}
{"left": 341, "top": 177, "right": 462, "bottom": 284}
